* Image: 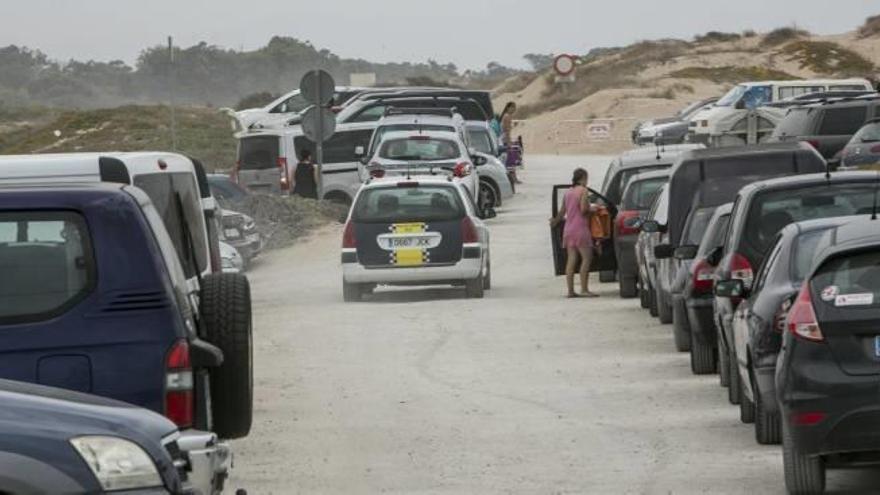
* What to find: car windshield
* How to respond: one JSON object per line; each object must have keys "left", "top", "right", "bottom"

{"left": 791, "top": 229, "right": 832, "bottom": 282}
{"left": 370, "top": 124, "right": 454, "bottom": 155}
{"left": 716, "top": 85, "right": 747, "bottom": 107}
{"left": 618, "top": 165, "right": 669, "bottom": 201}
{"left": 238, "top": 136, "right": 280, "bottom": 170}
{"left": 853, "top": 122, "right": 880, "bottom": 143}
{"left": 812, "top": 250, "right": 880, "bottom": 309}
{"left": 209, "top": 177, "right": 249, "bottom": 202}
{"left": 271, "top": 93, "right": 309, "bottom": 114}
{"left": 352, "top": 185, "right": 465, "bottom": 223}
{"left": 378, "top": 137, "right": 461, "bottom": 161}
{"left": 0, "top": 211, "right": 94, "bottom": 323}
{"left": 745, "top": 184, "right": 878, "bottom": 255}
{"left": 622, "top": 177, "right": 667, "bottom": 210}
{"left": 468, "top": 128, "right": 494, "bottom": 155}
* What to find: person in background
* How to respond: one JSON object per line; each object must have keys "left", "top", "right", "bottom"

{"left": 498, "top": 102, "right": 522, "bottom": 185}
{"left": 292, "top": 149, "right": 318, "bottom": 200}
{"left": 550, "top": 168, "right": 599, "bottom": 298}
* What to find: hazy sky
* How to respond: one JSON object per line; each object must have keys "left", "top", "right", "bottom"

{"left": 3, "top": 1, "right": 878, "bottom": 69}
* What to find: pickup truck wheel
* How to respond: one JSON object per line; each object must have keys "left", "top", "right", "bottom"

{"left": 619, "top": 275, "right": 637, "bottom": 298}
{"left": 465, "top": 274, "right": 485, "bottom": 298}
{"left": 672, "top": 308, "right": 690, "bottom": 352}
{"left": 690, "top": 330, "right": 716, "bottom": 375}
{"left": 783, "top": 424, "right": 825, "bottom": 495}
{"left": 739, "top": 375, "right": 755, "bottom": 424}
{"left": 200, "top": 273, "right": 253, "bottom": 440}
{"left": 343, "top": 281, "right": 363, "bottom": 302}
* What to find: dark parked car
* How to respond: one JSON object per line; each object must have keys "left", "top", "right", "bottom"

{"left": 598, "top": 144, "right": 702, "bottom": 282}
{"left": 615, "top": 169, "right": 670, "bottom": 297}
{"left": 632, "top": 97, "right": 718, "bottom": 145}
{"left": 646, "top": 143, "right": 826, "bottom": 330}
{"left": 335, "top": 96, "right": 489, "bottom": 124}
{"left": 721, "top": 215, "right": 857, "bottom": 445}
{"left": 776, "top": 217, "right": 880, "bottom": 494}
{"left": 0, "top": 378, "right": 197, "bottom": 494}
{"left": 770, "top": 95, "right": 880, "bottom": 163}
{"left": 636, "top": 184, "right": 669, "bottom": 316}
{"left": 839, "top": 118, "right": 880, "bottom": 169}
{"left": 763, "top": 90, "right": 877, "bottom": 110}
{"left": 713, "top": 172, "right": 880, "bottom": 406}
{"left": 0, "top": 182, "right": 254, "bottom": 488}
{"left": 674, "top": 202, "right": 733, "bottom": 374}
{"left": 341, "top": 88, "right": 495, "bottom": 122}
{"left": 208, "top": 173, "right": 251, "bottom": 203}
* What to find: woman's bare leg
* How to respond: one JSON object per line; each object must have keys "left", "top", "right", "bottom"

{"left": 565, "top": 247, "right": 579, "bottom": 296}
{"left": 578, "top": 245, "right": 594, "bottom": 295}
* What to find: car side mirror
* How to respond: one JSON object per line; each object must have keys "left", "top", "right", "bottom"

{"left": 354, "top": 145, "right": 365, "bottom": 157}
{"left": 481, "top": 207, "right": 497, "bottom": 220}
{"left": 674, "top": 245, "right": 699, "bottom": 260}
{"left": 707, "top": 246, "right": 723, "bottom": 266}
{"left": 654, "top": 244, "right": 674, "bottom": 259}
{"left": 715, "top": 279, "right": 746, "bottom": 298}
{"left": 641, "top": 220, "right": 666, "bottom": 233}
{"left": 472, "top": 155, "right": 488, "bottom": 166}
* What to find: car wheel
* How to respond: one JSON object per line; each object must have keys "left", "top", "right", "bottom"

{"left": 783, "top": 423, "right": 825, "bottom": 495}
{"left": 648, "top": 282, "right": 659, "bottom": 317}
{"left": 619, "top": 275, "right": 638, "bottom": 298}
{"left": 465, "top": 274, "right": 485, "bottom": 298}
{"left": 755, "top": 383, "right": 781, "bottom": 445}
{"left": 672, "top": 305, "right": 690, "bottom": 352}
{"left": 656, "top": 286, "right": 673, "bottom": 324}
{"left": 728, "top": 347, "right": 741, "bottom": 405}
{"left": 343, "top": 280, "right": 363, "bottom": 302}
{"left": 479, "top": 181, "right": 499, "bottom": 211}
{"left": 199, "top": 273, "right": 253, "bottom": 440}
{"left": 739, "top": 375, "right": 755, "bottom": 424}
{"left": 639, "top": 277, "right": 650, "bottom": 309}
{"left": 690, "top": 329, "right": 716, "bottom": 375}
{"left": 599, "top": 270, "right": 616, "bottom": 283}
{"left": 482, "top": 256, "right": 492, "bottom": 290}
{"left": 718, "top": 326, "right": 730, "bottom": 387}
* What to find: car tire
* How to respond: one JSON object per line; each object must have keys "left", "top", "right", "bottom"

{"left": 482, "top": 257, "right": 492, "bottom": 291}
{"left": 465, "top": 274, "right": 485, "bottom": 299}
{"left": 755, "top": 387, "right": 781, "bottom": 445}
{"left": 599, "top": 270, "right": 617, "bottom": 283}
{"left": 739, "top": 376, "right": 755, "bottom": 424}
{"left": 728, "top": 347, "right": 741, "bottom": 405}
{"left": 648, "top": 282, "right": 659, "bottom": 317}
{"left": 343, "top": 280, "right": 363, "bottom": 302}
{"left": 639, "top": 277, "right": 650, "bottom": 309}
{"left": 718, "top": 326, "right": 731, "bottom": 387}
{"left": 690, "top": 330, "right": 716, "bottom": 375}
{"left": 672, "top": 309, "right": 690, "bottom": 353}
{"left": 479, "top": 181, "right": 499, "bottom": 211}
{"left": 783, "top": 423, "right": 825, "bottom": 495}
{"left": 656, "top": 286, "right": 673, "bottom": 324}
{"left": 619, "top": 275, "right": 638, "bottom": 298}
{"left": 199, "top": 273, "right": 253, "bottom": 440}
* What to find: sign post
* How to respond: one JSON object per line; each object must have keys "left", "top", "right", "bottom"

{"left": 553, "top": 54, "right": 577, "bottom": 89}
{"left": 299, "top": 70, "right": 336, "bottom": 200}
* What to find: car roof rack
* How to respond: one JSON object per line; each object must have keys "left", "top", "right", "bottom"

{"left": 383, "top": 107, "right": 456, "bottom": 118}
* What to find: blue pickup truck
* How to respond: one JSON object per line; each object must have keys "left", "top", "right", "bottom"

{"left": 0, "top": 182, "right": 252, "bottom": 493}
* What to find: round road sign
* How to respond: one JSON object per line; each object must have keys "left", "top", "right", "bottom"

{"left": 300, "top": 70, "right": 335, "bottom": 106}
{"left": 301, "top": 106, "right": 337, "bottom": 143}
{"left": 553, "top": 54, "right": 576, "bottom": 76}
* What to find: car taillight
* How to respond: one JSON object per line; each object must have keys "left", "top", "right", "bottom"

{"left": 164, "top": 340, "right": 193, "bottom": 428}
{"left": 342, "top": 221, "right": 356, "bottom": 248}
{"left": 369, "top": 169, "right": 385, "bottom": 179}
{"left": 792, "top": 411, "right": 826, "bottom": 426}
{"left": 692, "top": 258, "right": 715, "bottom": 295}
{"left": 453, "top": 162, "right": 470, "bottom": 178}
{"left": 787, "top": 284, "right": 823, "bottom": 342}
{"left": 615, "top": 210, "right": 641, "bottom": 236}
{"left": 729, "top": 252, "right": 754, "bottom": 289}
{"left": 461, "top": 216, "right": 479, "bottom": 243}
{"left": 277, "top": 157, "right": 290, "bottom": 191}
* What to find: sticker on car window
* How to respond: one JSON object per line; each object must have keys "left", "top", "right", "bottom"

{"left": 834, "top": 293, "right": 874, "bottom": 307}
{"left": 820, "top": 285, "right": 839, "bottom": 302}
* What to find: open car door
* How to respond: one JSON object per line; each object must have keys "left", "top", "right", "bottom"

{"left": 551, "top": 184, "right": 618, "bottom": 276}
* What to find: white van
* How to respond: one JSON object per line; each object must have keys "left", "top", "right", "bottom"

{"left": 235, "top": 122, "right": 375, "bottom": 205}
{"left": 0, "top": 152, "right": 220, "bottom": 285}
{"left": 688, "top": 78, "right": 873, "bottom": 144}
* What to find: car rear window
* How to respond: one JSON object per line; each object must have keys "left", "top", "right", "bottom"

{"left": 773, "top": 108, "right": 814, "bottom": 138}
{"left": 852, "top": 122, "right": 880, "bottom": 143}
{"left": 371, "top": 124, "right": 454, "bottom": 155}
{"left": 744, "top": 184, "right": 878, "bottom": 256}
{"left": 622, "top": 177, "right": 667, "bottom": 210}
{"left": 791, "top": 229, "right": 832, "bottom": 283}
{"left": 617, "top": 165, "right": 670, "bottom": 200}
{"left": 683, "top": 207, "right": 716, "bottom": 245}
{"left": 238, "top": 136, "right": 280, "bottom": 170}
{"left": 468, "top": 129, "right": 495, "bottom": 155}
{"left": 818, "top": 106, "right": 868, "bottom": 135}
{"left": 378, "top": 137, "right": 461, "bottom": 161}
{"left": 811, "top": 250, "right": 880, "bottom": 309}
{"left": 0, "top": 211, "right": 95, "bottom": 324}
{"left": 353, "top": 185, "right": 465, "bottom": 223}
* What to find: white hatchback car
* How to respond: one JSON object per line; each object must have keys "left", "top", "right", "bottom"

{"left": 341, "top": 176, "right": 494, "bottom": 301}
{"left": 363, "top": 130, "right": 481, "bottom": 202}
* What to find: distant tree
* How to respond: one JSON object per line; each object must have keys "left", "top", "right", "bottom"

{"left": 523, "top": 53, "right": 554, "bottom": 71}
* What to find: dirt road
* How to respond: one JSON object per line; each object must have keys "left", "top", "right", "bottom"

{"left": 228, "top": 155, "right": 878, "bottom": 494}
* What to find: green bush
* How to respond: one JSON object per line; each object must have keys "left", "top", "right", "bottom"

{"left": 761, "top": 27, "right": 810, "bottom": 47}
{"left": 780, "top": 41, "right": 876, "bottom": 76}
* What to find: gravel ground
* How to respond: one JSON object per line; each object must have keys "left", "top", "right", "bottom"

{"left": 227, "top": 155, "right": 880, "bottom": 494}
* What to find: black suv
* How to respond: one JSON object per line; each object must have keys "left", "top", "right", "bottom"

{"left": 770, "top": 95, "right": 880, "bottom": 163}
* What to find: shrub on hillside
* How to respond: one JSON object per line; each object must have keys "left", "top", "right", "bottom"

{"left": 669, "top": 66, "right": 796, "bottom": 83}
{"left": 859, "top": 15, "right": 880, "bottom": 38}
{"left": 694, "top": 31, "right": 741, "bottom": 44}
{"left": 761, "top": 27, "right": 810, "bottom": 47}
{"left": 780, "top": 41, "right": 876, "bottom": 76}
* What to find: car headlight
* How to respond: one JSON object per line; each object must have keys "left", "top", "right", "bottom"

{"left": 70, "top": 436, "right": 163, "bottom": 491}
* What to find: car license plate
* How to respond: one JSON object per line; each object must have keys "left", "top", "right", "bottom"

{"left": 875, "top": 336, "right": 880, "bottom": 358}
{"left": 385, "top": 237, "right": 430, "bottom": 249}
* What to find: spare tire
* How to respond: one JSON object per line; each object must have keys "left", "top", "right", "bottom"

{"left": 200, "top": 273, "right": 253, "bottom": 439}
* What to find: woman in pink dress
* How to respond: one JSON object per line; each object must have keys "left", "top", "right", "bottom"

{"left": 550, "top": 168, "right": 599, "bottom": 298}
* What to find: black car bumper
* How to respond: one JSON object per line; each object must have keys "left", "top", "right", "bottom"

{"left": 686, "top": 296, "right": 716, "bottom": 345}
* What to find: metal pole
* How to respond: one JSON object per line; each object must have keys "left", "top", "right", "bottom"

{"left": 314, "top": 69, "right": 324, "bottom": 201}
{"left": 168, "top": 36, "right": 178, "bottom": 151}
